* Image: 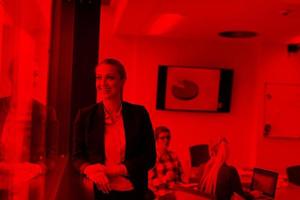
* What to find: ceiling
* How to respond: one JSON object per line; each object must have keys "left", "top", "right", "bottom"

{"left": 107, "top": 0, "right": 300, "bottom": 43}
{"left": 1, "top": 0, "right": 51, "bottom": 36}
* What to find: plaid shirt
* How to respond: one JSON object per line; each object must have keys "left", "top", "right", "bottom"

{"left": 149, "top": 150, "right": 182, "bottom": 192}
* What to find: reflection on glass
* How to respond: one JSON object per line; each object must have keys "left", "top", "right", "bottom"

{"left": 0, "top": 0, "right": 54, "bottom": 199}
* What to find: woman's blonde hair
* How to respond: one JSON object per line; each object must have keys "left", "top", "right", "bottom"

{"left": 199, "top": 137, "right": 229, "bottom": 195}
{"left": 97, "top": 58, "right": 127, "bottom": 80}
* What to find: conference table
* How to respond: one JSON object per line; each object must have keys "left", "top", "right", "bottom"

{"left": 273, "top": 182, "right": 300, "bottom": 200}
{"left": 239, "top": 168, "right": 300, "bottom": 200}
{"left": 1, "top": 160, "right": 300, "bottom": 200}
{"left": 172, "top": 182, "right": 300, "bottom": 200}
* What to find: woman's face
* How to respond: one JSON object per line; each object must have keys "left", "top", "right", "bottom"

{"left": 95, "top": 63, "right": 125, "bottom": 101}
{"left": 156, "top": 131, "right": 171, "bottom": 150}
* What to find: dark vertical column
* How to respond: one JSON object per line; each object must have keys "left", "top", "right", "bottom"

{"left": 70, "top": 0, "right": 101, "bottom": 155}
{"left": 48, "top": 0, "right": 100, "bottom": 155}
{"left": 71, "top": 0, "right": 100, "bottom": 116}
{"left": 48, "top": 0, "right": 75, "bottom": 156}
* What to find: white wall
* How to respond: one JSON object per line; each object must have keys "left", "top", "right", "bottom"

{"left": 99, "top": 6, "right": 300, "bottom": 176}
{"left": 254, "top": 43, "right": 300, "bottom": 173}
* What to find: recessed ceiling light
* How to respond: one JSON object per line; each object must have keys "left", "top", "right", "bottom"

{"left": 218, "top": 31, "right": 258, "bottom": 39}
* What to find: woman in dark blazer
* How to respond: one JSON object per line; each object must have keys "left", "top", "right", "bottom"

{"left": 72, "top": 58, "right": 156, "bottom": 200}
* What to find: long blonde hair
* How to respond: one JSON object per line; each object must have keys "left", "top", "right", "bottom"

{"left": 199, "top": 137, "right": 229, "bottom": 195}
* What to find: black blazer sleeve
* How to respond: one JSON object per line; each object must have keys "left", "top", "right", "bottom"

{"left": 72, "top": 108, "right": 90, "bottom": 173}
{"left": 124, "top": 108, "right": 156, "bottom": 176}
{"left": 123, "top": 107, "right": 156, "bottom": 177}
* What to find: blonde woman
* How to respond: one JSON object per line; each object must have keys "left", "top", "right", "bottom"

{"left": 73, "top": 58, "right": 156, "bottom": 200}
{"left": 199, "top": 138, "right": 253, "bottom": 200}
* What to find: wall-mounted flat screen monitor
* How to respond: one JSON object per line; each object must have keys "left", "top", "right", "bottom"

{"left": 156, "top": 66, "right": 233, "bottom": 112}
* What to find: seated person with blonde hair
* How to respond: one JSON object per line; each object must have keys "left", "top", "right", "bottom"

{"left": 199, "top": 137, "right": 253, "bottom": 200}
{"left": 149, "top": 126, "right": 183, "bottom": 199}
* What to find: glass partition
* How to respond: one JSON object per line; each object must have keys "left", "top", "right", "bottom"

{"left": 0, "top": 0, "right": 56, "bottom": 199}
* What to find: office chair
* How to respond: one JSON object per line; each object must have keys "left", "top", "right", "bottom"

{"left": 286, "top": 165, "right": 300, "bottom": 186}
{"left": 189, "top": 144, "right": 210, "bottom": 167}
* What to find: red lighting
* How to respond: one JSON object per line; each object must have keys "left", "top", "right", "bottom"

{"left": 148, "top": 13, "right": 184, "bottom": 35}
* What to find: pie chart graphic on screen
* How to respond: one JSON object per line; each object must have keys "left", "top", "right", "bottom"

{"left": 171, "top": 80, "right": 199, "bottom": 100}
{"left": 156, "top": 66, "right": 233, "bottom": 112}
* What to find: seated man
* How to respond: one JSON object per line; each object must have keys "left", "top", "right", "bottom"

{"left": 149, "top": 126, "right": 183, "bottom": 199}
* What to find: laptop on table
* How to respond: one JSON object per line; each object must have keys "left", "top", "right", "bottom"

{"left": 249, "top": 168, "right": 279, "bottom": 200}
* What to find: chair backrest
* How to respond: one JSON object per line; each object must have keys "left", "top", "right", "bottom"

{"left": 286, "top": 165, "right": 300, "bottom": 185}
{"left": 250, "top": 168, "right": 279, "bottom": 198}
{"left": 189, "top": 144, "right": 210, "bottom": 167}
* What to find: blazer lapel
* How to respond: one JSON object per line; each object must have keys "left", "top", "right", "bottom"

{"left": 89, "top": 103, "right": 105, "bottom": 162}
{"left": 122, "top": 102, "right": 133, "bottom": 158}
